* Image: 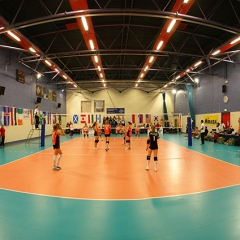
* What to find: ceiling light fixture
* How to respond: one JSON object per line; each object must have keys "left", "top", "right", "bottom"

{"left": 7, "top": 31, "right": 21, "bottom": 41}
{"left": 212, "top": 50, "right": 220, "bottom": 56}
{"left": 81, "top": 16, "right": 89, "bottom": 31}
{"left": 74, "top": 84, "right": 77, "bottom": 88}
{"left": 98, "top": 66, "right": 101, "bottom": 71}
{"left": 94, "top": 55, "right": 98, "bottom": 63}
{"left": 167, "top": 19, "right": 176, "bottom": 33}
{"left": 172, "top": 89, "right": 177, "bottom": 94}
{"left": 89, "top": 39, "right": 94, "bottom": 50}
{"left": 63, "top": 75, "right": 67, "bottom": 79}
{"left": 54, "top": 68, "right": 59, "bottom": 72}
{"left": 140, "top": 73, "right": 144, "bottom": 78}
{"left": 137, "top": 79, "right": 140, "bottom": 82}
{"left": 195, "top": 78, "right": 199, "bottom": 83}
{"left": 149, "top": 56, "right": 154, "bottom": 63}
{"left": 230, "top": 36, "right": 240, "bottom": 45}
{"left": 104, "top": 83, "right": 106, "bottom": 87}
{"left": 175, "top": 76, "right": 180, "bottom": 80}
{"left": 135, "top": 83, "right": 138, "bottom": 87}
{"left": 45, "top": 60, "right": 52, "bottom": 66}
{"left": 102, "top": 79, "right": 105, "bottom": 82}
{"left": 29, "top": 47, "right": 36, "bottom": 53}
{"left": 156, "top": 40, "right": 164, "bottom": 50}
{"left": 183, "top": 0, "right": 189, "bottom": 3}
{"left": 194, "top": 61, "right": 202, "bottom": 67}
{"left": 100, "top": 73, "right": 103, "bottom": 78}
{"left": 144, "top": 65, "right": 149, "bottom": 71}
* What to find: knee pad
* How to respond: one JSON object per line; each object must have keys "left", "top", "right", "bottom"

{"left": 106, "top": 141, "right": 109, "bottom": 144}
{"left": 124, "top": 137, "right": 125, "bottom": 140}
{"left": 95, "top": 140, "right": 99, "bottom": 143}
{"left": 126, "top": 140, "right": 130, "bottom": 143}
{"left": 147, "top": 156, "right": 150, "bottom": 160}
{"left": 84, "top": 134, "right": 86, "bottom": 137}
{"left": 154, "top": 157, "right": 158, "bottom": 161}
{"left": 147, "top": 139, "right": 150, "bottom": 144}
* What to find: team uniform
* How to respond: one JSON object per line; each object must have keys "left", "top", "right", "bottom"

{"left": 93, "top": 124, "right": 100, "bottom": 149}
{"left": 52, "top": 130, "right": 60, "bottom": 149}
{"left": 125, "top": 124, "right": 132, "bottom": 150}
{"left": 83, "top": 125, "right": 89, "bottom": 139}
{"left": 115, "top": 125, "right": 120, "bottom": 136}
{"left": 104, "top": 124, "right": 111, "bottom": 151}
{"left": 148, "top": 132, "right": 159, "bottom": 150}
{"left": 135, "top": 126, "right": 140, "bottom": 139}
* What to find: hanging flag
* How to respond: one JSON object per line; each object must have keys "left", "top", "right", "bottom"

{"left": 91, "top": 114, "right": 94, "bottom": 124}
{"left": 154, "top": 116, "right": 159, "bottom": 123}
{"left": 47, "top": 112, "right": 51, "bottom": 124}
{"left": 96, "top": 114, "right": 101, "bottom": 123}
{"left": 132, "top": 114, "right": 135, "bottom": 124}
{"left": 11, "top": 107, "right": 17, "bottom": 125}
{"left": 146, "top": 114, "right": 151, "bottom": 123}
{"left": 73, "top": 114, "right": 78, "bottom": 124}
{"left": 17, "top": 108, "right": 23, "bottom": 125}
{"left": 4, "top": 106, "right": 10, "bottom": 126}
{"left": 30, "top": 109, "right": 34, "bottom": 125}
{"left": 80, "top": 114, "right": 86, "bottom": 123}
{"left": 88, "top": 114, "right": 91, "bottom": 124}
{"left": 138, "top": 114, "right": 143, "bottom": 124}
{"left": 52, "top": 113, "right": 56, "bottom": 124}
{"left": 0, "top": 105, "right": 3, "bottom": 126}
{"left": 178, "top": 114, "right": 182, "bottom": 127}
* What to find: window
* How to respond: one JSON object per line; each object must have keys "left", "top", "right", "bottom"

{"left": 81, "top": 101, "right": 91, "bottom": 112}
{"left": 94, "top": 100, "right": 104, "bottom": 112}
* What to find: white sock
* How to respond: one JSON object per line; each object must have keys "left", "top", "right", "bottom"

{"left": 57, "top": 154, "right": 62, "bottom": 166}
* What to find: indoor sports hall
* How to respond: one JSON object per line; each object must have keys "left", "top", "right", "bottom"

{"left": 1, "top": 0, "right": 240, "bottom": 240}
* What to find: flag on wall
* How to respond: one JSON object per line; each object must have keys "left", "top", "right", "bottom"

{"left": 138, "top": 114, "right": 143, "bottom": 124}
{"left": 11, "top": 107, "right": 17, "bottom": 125}
{"left": 91, "top": 114, "right": 94, "bottom": 124}
{"left": 81, "top": 114, "right": 86, "bottom": 123}
{"left": 154, "top": 115, "right": 159, "bottom": 123}
{"left": 73, "top": 114, "right": 78, "bottom": 124}
{"left": 0, "top": 105, "right": 3, "bottom": 126}
{"left": 47, "top": 112, "right": 51, "bottom": 124}
{"left": 17, "top": 108, "right": 23, "bottom": 125}
{"left": 87, "top": 114, "right": 91, "bottom": 124}
{"left": 4, "top": 106, "right": 10, "bottom": 126}
{"left": 30, "top": 109, "right": 34, "bottom": 125}
{"left": 146, "top": 114, "right": 151, "bottom": 123}
{"left": 132, "top": 114, "right": 135, "bottom": 124}
{"left": 52, "top": 113, "right": 56, "bottom": 124}
{"left": 96, "top": 114, "right": 101, "bottom": 123}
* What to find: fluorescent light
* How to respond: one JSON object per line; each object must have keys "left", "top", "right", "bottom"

{"left": 63, "top": 75, "right": 67, "bottom": 79}
{"left": 183, "top": 0, "right": 189, "bottom": 3}
{"left": 89, "top": 39, "right": 94, "bottom": 50}
{"left": 172, "top": 89, "right": 177, "bottom": 94}
{"left": 0, "top": 26, "right": 5, "bottom": 30}
{"left": 74, "top": 84, "right": 77, "bottom": 88}
{"left": 140, "top": 73, "right": 144, "bottom": 78}
{"left": 36, "top": 73, "right": 41, "bottom": 79}
{"left": 156, "top": 40, "right": 164, "bottom": 50}
{"left": 195, "top": 78, "right": 199, "bottom": 83}
{"left": 144, "top": 65, "right": 149, "bottom": 71}
{"left": 29, "top": 47, "right": 36, "bottom": 53}
{"left": 186, "top": 69, "right": 190, "bottom": 72}
{"left": 137, "top": 79, "right": 140, "bottom": 82}
{"left": 45, "top": 60, "right": 52, "bottom": 66}
{"left": 94, "top": 55, "right": 98, "bottom": 63}
{"left": 175, "top": 76, "right": 180, "bottom": 80}
{"left": 7, "top": 31, "right": 21, "bottom": 41}
{"left": 100, "top": 73, "right": 103, "bottom": 78}
{"left": 212, "top": 50, "right": 220, "bottom": 56}
{"left": 81, "top": 17, "right": 89, "bottom": 31}
{"left": 102, "top": 79, "right": 105, "bottom": 82}
{"left": 164, "top": 84, "right": 168, "bottom": 88}
{"left": 104, "top": 83, "right": 106, "bottom": 87}
{"left": 230, "top": 36, "right": 240, "bottom": 45}
{"left": 149, "top": 56, "right": 154, "bottom": 63}
{"left": 194, "top": 61, "right": 202, "bottom": 67}
{"left": 167, "top": 19, "right": 176, "bottom": 33}
{"left": 98, "top": 66, "right": 101, "bottom": 71}
{"left": 135, "top": 83, "right": 138, "bottom": 87}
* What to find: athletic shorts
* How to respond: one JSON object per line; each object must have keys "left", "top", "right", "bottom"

{"left": 149, "top": 146, "right": 158, "bottom": 150}
{"left": 53, "top": 145, "right": 60, "bottom": 149}
{"left": 105, "top": 134, "right": 110, "bottom": 137}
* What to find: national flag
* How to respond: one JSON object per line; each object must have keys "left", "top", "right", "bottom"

{"left": 91, "top": 114, "right": 94, "bottom": 124}
{"left": 52, "top": 113, "right": 56, "bottom": 124}
{"left": 73, "top": 114, "right": 78, "bottom": 124}
{"left": 88, "top": 114, "right": 91, "bottom": 124}
{"left": 138, "top": 114, "right": 143, "bottom": 124}
{"left": 178, "top": 114, "right": 182, "bottom": 127}
{"left": 17, "top": 108, "right": 23, "bottom": 125}
{"left": 132, "top": 114, "right": 135, "bottom": 124}
{"left": 11, "top": 107, "right": 17, "bottom": 125}
{"left": 0, "top": 105, "right": 3, "bottom": 126}
{"left": 96, "top": 114, "right": 101, "bottom": 123}
{"left": 42, "top": 112, "right": 46, "bottom": 125}
{"left": 4, "top": 106, "right": 10, "bottom": 126}
{"left": 146, "top": 114, "right": 151, "bottom": 123}
{"left": 30, "top": 109, "right": 34, "bottom": 125}
{"left": 154, "top": 115, "right": 158, "bottom": 123}
{"left": 81, "top": 114, "right": 86, "bottom": 123}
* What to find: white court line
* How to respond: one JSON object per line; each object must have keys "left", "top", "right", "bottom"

{"left": 1, "top": 182, "right": 240, "bottom": 201}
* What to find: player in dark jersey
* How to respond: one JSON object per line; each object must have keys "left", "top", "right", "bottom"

{"left": 146, "top": 125, "right": 159, "bottom": 171}
{"left": 93, "top": 122, "right": 100, "bottom": 150}
{"left": 52, "top": 123, "right": 66, "bottom": 170}
{"left": 104, "top": 121, "right": 111, "bottom": 151}
{"left": 125, "top": 121, "right": 132, "bottom": 150}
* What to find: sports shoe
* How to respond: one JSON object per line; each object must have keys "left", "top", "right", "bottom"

{"left": 53, "top": 166, "right": 60, "bottom": 170}
{"left": 94, "top": 147, "right": 99, "bottom": 150}
{"left": 154, "top": 168, "right": 158, "bottom": 172}
{"left": 56, "top": 166, "right": 61, "bottom": 170}
{"left": 145, "top": 167, "right": 149, "bottom": 170}
{"left": 125, "top": 148, "right": 131, "bottom": 150}
{"left": 105, "top": 148, "right": 108, "bottom": 151}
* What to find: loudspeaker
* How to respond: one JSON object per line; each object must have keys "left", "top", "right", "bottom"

{"left": 222, "top": 85, "right": 226, "bottom": 93}
{"left": 0, "top": 86, "right": 5, "bottom": 95}
{"left": 57, "top": 103, "right": 61, "bottom": 108}
{"left": 35, "top": 97, "right": 42, "bottom": 104}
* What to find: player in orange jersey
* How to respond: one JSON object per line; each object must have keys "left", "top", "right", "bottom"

{"left": 104, "top": 121, "right": 111, "bottom": 151}
{"left": 83, "top": 123, "right": 89, "bottom": 139}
